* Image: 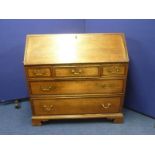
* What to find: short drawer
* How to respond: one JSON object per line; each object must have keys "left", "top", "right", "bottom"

{"left": 29, "top": 79, "right": 125, "bottom": 95}
{"left": 26, "top": 67, "right": 52, "bottom": 78}
{"left": 102, "top": 64, "right": 127, "bottom": 76}
{"left": 54, "top": 65, "right": 99, "bottom": 77}
{"left": 31, "top": 96, "right": 122, "bottom": 115}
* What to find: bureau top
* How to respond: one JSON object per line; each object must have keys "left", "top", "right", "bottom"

{"left": 24, "top": 33, "right": 129, "bottom": 65}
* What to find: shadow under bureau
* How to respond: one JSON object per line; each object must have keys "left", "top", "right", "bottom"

{"left": 24, "top": 33, "right": 129, "bottom": 126}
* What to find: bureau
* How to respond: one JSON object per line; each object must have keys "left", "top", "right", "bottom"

{"left": 24, "top": 33, "right": 129, "bottom": 126}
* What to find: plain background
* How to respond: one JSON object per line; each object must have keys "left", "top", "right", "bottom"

{"left": 0, "top": 19, "right": 85, "bottom": 100}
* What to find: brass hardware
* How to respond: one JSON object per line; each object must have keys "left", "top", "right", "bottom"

{"left": 101, "top": 103, "right": 111, "bottom": 109}
{"left": 33, "top": 69, "right": 46, "bottom": 76}
{"left": 40, "top": 86, "right": 55, "bottom": 91}
{"left": 106, "top": 66, "right": 120, "bottom": 74}
{"left": 42, "top": 105, "right": 54, "bottom": 111}
{"left": 115, "top": 68, "right": 120, "bottom": 72}
{"left": 71, "top": 68, "right": 82, "bottom": 75}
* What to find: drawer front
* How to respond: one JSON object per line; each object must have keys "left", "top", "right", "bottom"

{"left": 26, "top": 67, "right": 51, "bottom": 78}
{"left": 32, "top": 97, "right": 122, "bottom": 115}
{"left": 30, "top": 79, "right": 124, "bottom": 95}
{"left": 102, "top": 64, "right": 126, "bottom": 76}
{"left": 54, "top": 66, "right": 99, "bottom": 77}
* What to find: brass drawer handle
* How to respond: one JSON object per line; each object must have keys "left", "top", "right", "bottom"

{"left": 107, "top": 66, "right": 120, "bottom": 74}
{"left": 40, "top": 86, "right": 55, "bottom": 91}
{"left": 116, "top": 68, "right": 120, "bottom": 72}
{"left": 71, "top": 68, "right": 82, "bottom": 75}
{"left": 42, "top": 105, "right": 54, "bottom": 111}
{"left": 33, "top": 69, "right": 46, "bottom": 76}
{"left": 101, "top": 103, "right": 111, "bottom": 109}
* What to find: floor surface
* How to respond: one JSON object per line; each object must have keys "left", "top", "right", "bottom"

{"left": 0, "top": 102, "right": 154, "bottom": 135}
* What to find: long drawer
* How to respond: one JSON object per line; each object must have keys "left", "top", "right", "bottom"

{"left": 29, "top": 79, "right": 125, "bottom": 95}
{"left": 31, "top": 96, "right": 122, "bottom": 115}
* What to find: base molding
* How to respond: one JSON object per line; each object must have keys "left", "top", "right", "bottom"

{"left": 32, "top": 113, "right": 124, "bottom": 126}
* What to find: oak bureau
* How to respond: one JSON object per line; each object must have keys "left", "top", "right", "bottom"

{"left": 23, "top": 33, "right": 129, "bottom": 126}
